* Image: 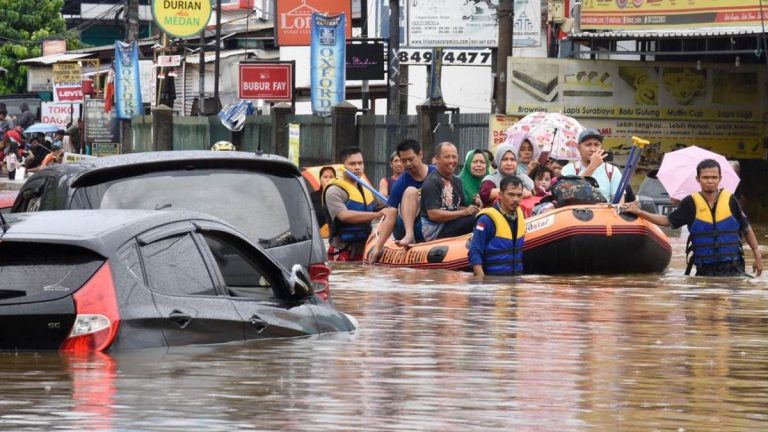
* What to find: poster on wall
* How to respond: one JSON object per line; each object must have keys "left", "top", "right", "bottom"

{"left": 581, "top": 0, "right": 768, "bottom": 31}
{"left": 310, "top": 13, "right": 346, "bottom": 116}
{"left": 505, "top": 57, "right": 767, "bottom": 163}
{"left": 407, "top": 0, "right": 540, "bottom": 47}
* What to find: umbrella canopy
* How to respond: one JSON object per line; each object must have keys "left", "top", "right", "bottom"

{"left": 656, "top": 146, "right": 740, "bottom": 200}
{"left": 506, "top": 111, "right": 584, "bottom": 161}
{"left": 23, "top": 123, "right": 59, "bottom": 135}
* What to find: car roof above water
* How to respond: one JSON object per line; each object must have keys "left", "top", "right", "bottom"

{"left": 38, "top": 151, "right": 300, "bottom": 186}
{"left": 2, "top": 210, "right": 233, "bottom": 256}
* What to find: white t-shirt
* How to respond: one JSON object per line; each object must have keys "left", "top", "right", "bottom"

{"left": 560, "top": 160, "right": 623, "bottom": 202}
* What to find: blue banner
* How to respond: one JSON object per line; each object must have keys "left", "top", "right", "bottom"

{"left": 310, "top": 13, "right": 346, "bottom": 116}
{"left": 114, "top": 41, "right": 144, "bottom": 120}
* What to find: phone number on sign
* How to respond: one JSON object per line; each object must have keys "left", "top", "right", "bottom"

{"left": 397, "top": 49, "right": 493, "bottom": 66}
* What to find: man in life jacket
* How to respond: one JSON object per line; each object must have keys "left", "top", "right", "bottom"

{"left": 323, "top": 146, "right": 387, "bottom": 261}
{"left": 625, "top": 159, "right": 762, "bottom": 277}
{"left": 560, "top": 129, "right": 624, "bottom": 203}
{"left": 468, "top": 176, "right": 526, "bottom": 276}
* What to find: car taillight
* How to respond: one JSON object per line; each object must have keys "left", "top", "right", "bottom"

{"left": 59, "top": 262, "right": 120, "bottom": 353}
{"left": 308, "top": 263, "right": 331, "bottom": 301}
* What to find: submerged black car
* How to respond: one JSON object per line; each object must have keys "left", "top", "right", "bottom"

{"left": 636, "top": 170, "right": 678, "bottom": 216}
{"left": 10, "top": 151, "right": 332, "bottom": 300}
{"left": 0, "top": 210, "right": 356, "bottom": 353}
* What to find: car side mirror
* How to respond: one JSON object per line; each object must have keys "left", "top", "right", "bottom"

{"left": 288, "top": 264, "right": 314, "bottom": 298}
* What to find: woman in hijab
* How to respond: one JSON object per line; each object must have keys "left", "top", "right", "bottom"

{"left": 458, "top": 149, "right": 490, "bottom": 207}
{"left": 513, "top": 134, "right": 541, "bottom": 177}
{"left": 479, "top": 131, "right": 534, "bottom": 207}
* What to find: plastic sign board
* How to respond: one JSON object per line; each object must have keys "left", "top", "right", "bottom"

{"left": 238, "top": 63, "right": 294, "bottom": 101}
{"left": 151, "top": 0, "right": 212, "bottom": 37}
{"left": 275, "top": 0, "right": 351, "bottom": 46}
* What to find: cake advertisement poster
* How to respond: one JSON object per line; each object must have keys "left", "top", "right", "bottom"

{"left": 505, "top": 57, "right": 766, "bottom": 160}
{"left": 406, "top": 0, "right": 540, "bottom": 48}
{"left": 581, "top": 0, "right": 768, "bottom": 31}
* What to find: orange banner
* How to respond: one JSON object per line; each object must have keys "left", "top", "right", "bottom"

{"left": 275, "top": 0, "right": 352, "bottom": 46}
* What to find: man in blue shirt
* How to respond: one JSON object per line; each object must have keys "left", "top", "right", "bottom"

{"left": 368, "top": 139, "right": 435, "bottom": 261}
{"left": 560, "top": 129, "right": 623, "bottom": 202}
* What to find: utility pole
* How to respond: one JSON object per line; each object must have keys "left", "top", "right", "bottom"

{"left": 495, "top": 0, "right": 513, "bottom": 114}
{"left": 198, "top": 30, "right": 205, "bottom": 116}
{"left": 213, "top": 0, "right": 222, "bottom": 109}
{"left": 361, "top": 0, "right": 369, "bottom": 111}
{"left": 387, "top": 0, "right": 400, "bottom": 115}
{"left": 126, "top": 0, "right": 139, "bottom": 42}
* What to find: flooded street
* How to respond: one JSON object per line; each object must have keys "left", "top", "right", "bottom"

{"left": 1, "top": 230, "right": 767, "bottom": 430}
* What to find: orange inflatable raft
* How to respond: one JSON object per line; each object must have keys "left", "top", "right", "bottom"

{"left": 364, "top": 204, "right": 672, "bottom": 274}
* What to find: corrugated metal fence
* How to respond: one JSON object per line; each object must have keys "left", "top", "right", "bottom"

{"left": 130, "top": 112, "right": 491, "bottom": 184}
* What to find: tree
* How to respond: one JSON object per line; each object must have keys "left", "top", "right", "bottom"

{"left": 0, "top": 0, "right": 79, "bottom": 95}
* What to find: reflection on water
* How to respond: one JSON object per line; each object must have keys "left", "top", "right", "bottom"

{"left": 0, "top": 235, "right": 767, "bottom": 430}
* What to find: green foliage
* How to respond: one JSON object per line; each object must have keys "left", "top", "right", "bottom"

{"left": 0, "top": 0, "right": 79, "bottom": 95}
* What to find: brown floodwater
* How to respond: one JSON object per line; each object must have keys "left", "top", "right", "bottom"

{"left": 1, "top": 230, "right": 767, "bottom": 431}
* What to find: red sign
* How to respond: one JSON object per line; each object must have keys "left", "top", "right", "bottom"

{"left": 55, "top": 86, "right": 84, "bottom": 102}
{"left": 275, "top": 0, "right": 351, "bottom": 46}
{"left": 238, "top": 63, "right": 293, "bottom": 101}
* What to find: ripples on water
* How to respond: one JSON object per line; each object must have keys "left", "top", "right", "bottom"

{"left": 1, "top": 233, "right": 767, "bottom": 430}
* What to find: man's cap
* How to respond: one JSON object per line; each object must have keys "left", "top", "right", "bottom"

{"left": 56, "top": 129, "right": 66, "bottom": 135}
{"left": 578, "top": 128, "right": 603, "bottom": 144}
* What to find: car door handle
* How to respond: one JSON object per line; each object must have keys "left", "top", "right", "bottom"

{"left": 249, "top": 315, "right": 268, "bottom": 333}
{"left": 169, "top": 310, "right": 192, "bottom": 329}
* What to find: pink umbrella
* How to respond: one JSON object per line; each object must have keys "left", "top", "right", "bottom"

{"left": 506, "top": 112, "right": 584, "bottom": 161}
{"left": 657, "top": 146, "right": 740, "bottom": 200}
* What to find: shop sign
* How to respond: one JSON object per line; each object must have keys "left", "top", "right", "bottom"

{"left": 238, "top": 63, "right": 293, "bottom": 101}
{"left": 151, "top": 0, "right": 212, "bottom": 37}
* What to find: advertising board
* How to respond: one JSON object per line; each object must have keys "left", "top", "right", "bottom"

{"left": 581, "top": 0, "right": 768, "bottom": 31}
{"left": 505, "top": 57, "right": 767, "bottom": 163}
{"left": 407, "top": 0, "right": 540, "bottom": 47}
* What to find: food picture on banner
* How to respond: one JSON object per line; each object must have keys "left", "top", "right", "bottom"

{"left": 508, "top": 61, "right": 559, "bottom": 102}
{"left": 661, "top": 67, "right": 706, "bottom": 106}
{"left": 561, "top": 62, "right": 614, "bottom": 101}
{"left": 618, "top": 66, "right": 660, "bottom": 105}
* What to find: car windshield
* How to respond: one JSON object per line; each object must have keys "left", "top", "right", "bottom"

{"left": 78, "top": 170, "right": 312, "bottom": 248}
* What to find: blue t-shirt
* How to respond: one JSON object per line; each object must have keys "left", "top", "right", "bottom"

{"left": 387, "top": 165, "right": 436, "bottom": 208}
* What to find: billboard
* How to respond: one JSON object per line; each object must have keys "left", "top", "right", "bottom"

{"left": 506, "top": 58, "right": 767, "bottom": 161}
{"left": 238, "top": 62, "right": 294, "bottom": 101}
{"left": 581, "top": 0, "right": 768, "bottom": 30}
{"left": 407, "top": 0, "right": 540, "bottom": 48}
{"left": 346, "top": 43, "right": 385, "bottom": 81}
{"left": 310, "top": 13, "right": 346, "bottom": 116}
{"left": 275, "top": 0, "right": 352, "bottom": 46}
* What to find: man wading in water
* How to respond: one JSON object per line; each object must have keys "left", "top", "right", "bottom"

{"left": 625, "top": 159, "right": 762, "bottom": 277}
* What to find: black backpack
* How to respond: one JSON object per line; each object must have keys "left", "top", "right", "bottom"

{"left": 550, "top": 175, "right": 607, "bottom": 206}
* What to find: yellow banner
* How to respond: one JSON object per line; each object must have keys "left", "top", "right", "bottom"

{"left": 488, "top": 114, "right": 521, "bottom": 155}
{"left": 52, "top": 62, "right": 81, "bottom": 84}
{"left": 288, "top": 122, "right": 300, "bottom": 166}
{"left": 506, "top": 57, "right": 767, "bottom": 160}
{"left": 581, "top": 0, "right": 768, "bottom": 30}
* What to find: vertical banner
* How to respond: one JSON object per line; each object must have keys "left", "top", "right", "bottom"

{"left": 288, "top": 123, "right": 301, "bottom": 166}
{"left": 114, "top": 41, "right": 144, "bottom": 120}
{"left": 310, "top": 13, "right": 345, "bottom": 116}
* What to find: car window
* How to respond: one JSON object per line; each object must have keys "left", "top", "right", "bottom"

{"left": 140, "top": 233, "right": 217, "bottom": 297}
{"left": 200, "top": 232, "right": 276, "bottom": 300}
{"left": 81, "top": 170, "right": 312, "bottom": 248}
{"left": 0, "top": 243, "right": 103, "bottom": 304}
{"left": 13, "top": 177, "right": 47, "bottom": 212}
{"left": 117, "top": 242, "right": 145, "bottom": 284}
{"left": 638, "top": 178, "right": 669, "bottom": 197}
